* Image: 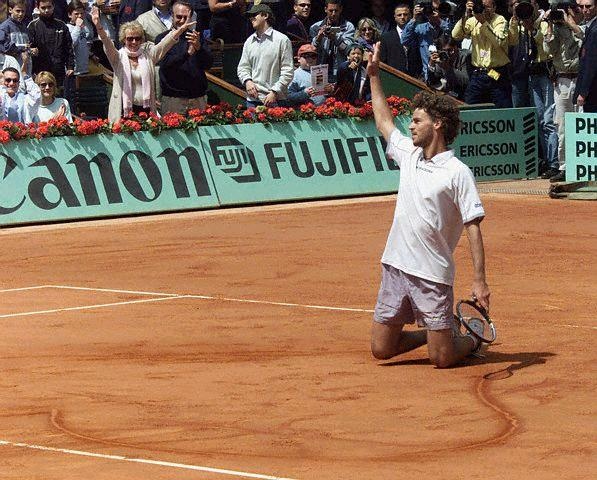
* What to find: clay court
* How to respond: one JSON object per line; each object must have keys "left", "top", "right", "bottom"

{"left": 1, "top": 189, "right": 595, "bottom": 479}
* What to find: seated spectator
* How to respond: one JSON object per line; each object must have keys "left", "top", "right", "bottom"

{"left": 286, "top": 43, "right": 331, "bottom": 106}
{"left": 334, "top": 43, "right": 370, "bottom": 103}
{"left": 380, "top": 3, "right": 422, "bottom": 78}
{"left": 137, "top": 0, "right": 172, "bottom": 42}
{"left": 426, "top": 34, "right": 470, "bottom": 100}
{"left": 0, "top": 0, "right": 32, "bottom": 75}
{"left": 353, "top": 17, "right": 380, "bottom": 58}
{"left": 286, "top": 0, "right": 311, "bottom": 42}
{"left": 156, "top": 0, "right": 213, "bottom": 113}
{"left": 208, "top": 0, "right": 245, "bottom": 43}
{"left": 91, "top": 4, "right": 195, "bottom": 121}
{"left": 0, "top": 58, "right": 41, "bottom": 122}
{"left": 369, "top": 0, "right": 390, "bottom": 34}
{"left": 309, "top": 0, "right": 355, "bottom": 82}
{"left": 33, "top": 70, "right": 73, "bottom": 121}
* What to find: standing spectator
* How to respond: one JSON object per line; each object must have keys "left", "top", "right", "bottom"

{"left": 27, "top": 0, "right": 75, "bottom": 91}
{"left": 286, "top": 42, "right": 329, "bottom": 105}
{"left": 0, "top": 56, "right": 40, "bottom": 122}
{"left": 116, "top": 0, "right": 152, "bottom": 33}
{"left": 156, "top": 0, "right": 212, "bottom": 113}
{"left": 33, "top": 70, "right": 73, "bottom": 121}
{"left": 369, "top": 0, "right": 390, "bottom": 34}
{"left": 91, "top": 4, "right": 195, "bottom": 120}
{"left": 65, "top": 0, "right": 91, "bottom": 111}
{"left": 401, "top": 0, "right": 451, "bottom": 80}
{"left": 237, "top": 3, "right": 293, "bottom": 107}
{"left": 0, "top": 0, "right": 32, "bottom": 74}
{"left": 334, "top": 42, "right": 370, "bottom": 103}
{"left": 380, "top": 4, "right": 422, "bottom": 78}
{"left": 208, "top": 0, "right": 244, "bottom": 43}
{"left": 426, "top": 34, "right": 470, "bottom": 100}
{"left": 137, "top": 0, "right": 171, "bottom": 42}
{"left": 543, "top": 2, "right": 583, "bottom": 182}
{"left": 577, "top": 0, "right": 596, "bottom": 32}
{"left": 309, "top": 0, "right": 355, "bottom": 82}
{"left": 573, "top": 0, "right": 596, "bottom": 111}
{"left": 509, "top": 0, "right": 559, "bottom": 178}
{"left": 452, "top": 0, "right": 512, "bottom": 107}
{"left": 286, "top": 0, "right": 311, "bottom": 42}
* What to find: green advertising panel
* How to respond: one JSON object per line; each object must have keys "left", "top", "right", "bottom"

{"left": 198, "top": 118, "right": 410, "bottom": 206}
{"left": 455, "top": 107, "right": 538, "bottom": 180}
{"left": 564, "top": 113, "right": 597, "bottom": 182}
{"left": 0, "top": 129, "right": 219, "bottom": 226}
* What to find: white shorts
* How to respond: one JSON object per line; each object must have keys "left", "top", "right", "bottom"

{"left": 373, "top": 263, "right": 454, "bottom": 331}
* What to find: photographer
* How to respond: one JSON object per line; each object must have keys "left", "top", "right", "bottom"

{"left": 452, "top": 0, "right": 512, "bottom": 107}
{"left": 309, "top": 0, "right": 355, "bottom": 82}
{"left": 508, "top": 0, "right": 559, "bottom": 179}
{"left": 426, "top": 34, "right": 471, "bottom": 99}
{"left": 401, "top": 0, "right": 453, "bottom": 80}
{"left": 543, "top": 2, "right": 583, "bottom": 182}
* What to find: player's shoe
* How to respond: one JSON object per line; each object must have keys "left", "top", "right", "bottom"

{"left": 453, "top": 316, "right": 487, "bottom": 358}
{"left": 465, "top": 318, "right": 487, "bottom": 358}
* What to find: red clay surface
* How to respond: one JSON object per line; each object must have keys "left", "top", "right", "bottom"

{"left": 0, "top": 194, "right": 595, "bottom": 480}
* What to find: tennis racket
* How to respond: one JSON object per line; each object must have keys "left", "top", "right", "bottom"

{"left": 455, "top": 299, "right": 496, "bottom": 344}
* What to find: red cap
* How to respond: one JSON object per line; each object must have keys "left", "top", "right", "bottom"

{"left": 297, "top": 44, "right": 317, "bottom": 57}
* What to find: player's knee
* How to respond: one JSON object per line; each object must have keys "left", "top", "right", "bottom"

{"left": 370, "top": 341, "right": 395, "bottom": 360}
{"left": 429, "top": 351, "right": 455, "bottom": 369}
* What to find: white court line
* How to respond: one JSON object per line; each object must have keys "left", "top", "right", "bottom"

{"left": 0, "top": 440, "right": 296, "bottom": 480}
{"left": 46, "top": 284, "right": 374, "bottom": 314}
{"left": 0, "top": 295, "right": 188, "bottom": 319}
{"left": 0, "top": 285, "right": 52, "bottom": 293}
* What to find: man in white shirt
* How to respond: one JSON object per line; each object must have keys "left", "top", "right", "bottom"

{"left": 0, "top": 59, "right": 41, "bottom": 123}
{"left": 367, "top": 42, "right": 491, "bottom": 368}
{"left": 237, "top": 3, "right": 293, "bottom": 107}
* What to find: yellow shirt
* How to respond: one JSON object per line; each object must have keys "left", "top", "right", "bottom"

{"left": 452, "top": 14, "right": 510, "bottom": 68}
{"left": 508, "top": 18, "right": 551, "bottom": 63}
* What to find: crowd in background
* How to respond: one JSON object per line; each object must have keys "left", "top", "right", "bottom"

{"left": 0, "top": 0, "right": 594, "bottom": 180}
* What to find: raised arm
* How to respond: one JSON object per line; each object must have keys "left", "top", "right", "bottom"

{"left": 367, "top": 42, "right": 395, "bottom": 142}
{"left": 91, "top": 6, "right": 119, "bottom": 67}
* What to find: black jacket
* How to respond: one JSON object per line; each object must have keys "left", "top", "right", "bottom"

{"left": 380, "top": 28, "right": 422, "bottom": 79}
{"left": 156, "top": 31, "right": 213, "bottom": 98}
{"left": 574, "top": 21, "right": 597, "bottom": 110}
{"left": 27, "top": 16, "right": 74, "bottom": 78}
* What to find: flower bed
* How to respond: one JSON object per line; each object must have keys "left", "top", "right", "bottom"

{"left": 0, "top": 96, "right": 411, "bottom": 144}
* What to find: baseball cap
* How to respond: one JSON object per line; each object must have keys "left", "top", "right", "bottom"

{"left": 246, "top": 3, "right": 274, "bottom": 16}
{"left": 297, "top": 44, "right": 317, "bottom": 57}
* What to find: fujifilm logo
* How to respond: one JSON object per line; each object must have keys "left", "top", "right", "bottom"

{"left": 209, "top": 138, "right": 261, "bottom": 183}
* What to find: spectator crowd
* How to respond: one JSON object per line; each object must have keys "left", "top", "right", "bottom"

{"left": 0, "top": 0, "right": 594, "bottom": 180}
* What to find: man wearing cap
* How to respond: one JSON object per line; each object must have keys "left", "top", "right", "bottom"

{"left": 237, "top": 3, "right": 293, "bottom": 107}
{"left": 287, "top": 43, "right": 330, "bottom": 105}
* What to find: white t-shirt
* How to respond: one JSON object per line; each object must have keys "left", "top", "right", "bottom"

{"left": 381, "top": 129, "right": 485, "bottom": 286}
{"left": 33, "top": 98, "right": 73, "bottom": 123}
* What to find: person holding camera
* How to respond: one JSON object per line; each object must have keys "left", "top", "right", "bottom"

{"left": 508, "top": 0, "right": 559, "bottom": 179}
{"left": 309, "top": 0, "right": 355, "bottom": 82}
{"left": 426, "top": 34, "right": 471, "bottom": 100}
{"left": 400, "top": 0, "right": 452, "bottom": 80}
{"left": 542, "top": 2, "right": 583, "bottom": 182}
{"left": 452, "top": 0, "right": 512, "bottom": 107}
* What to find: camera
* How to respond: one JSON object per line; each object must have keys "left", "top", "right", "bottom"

{"left": 324, "top": 25, "right": 341, "bottom": 35}
{"left": 439, "top": 50, "right": 450, "bottom": 61}
{"left": 417, "top": 1, "right": 435, "bottom": 16}
{"left": 514, "top": 1, "right": 534, "bottom": 20}
{"left": 550, "top": 2, "right": 574, "bottom": 21}
{"left": 472, "top": 0, "right": 485, "bottom": 15}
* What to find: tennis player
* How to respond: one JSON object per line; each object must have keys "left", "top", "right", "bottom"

{"left": 368, "top": 42, "right": 490, "bottom": 368}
